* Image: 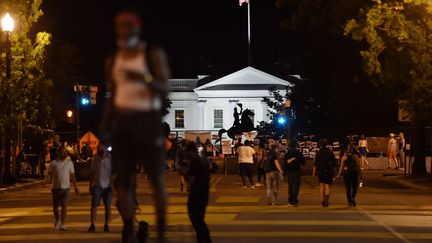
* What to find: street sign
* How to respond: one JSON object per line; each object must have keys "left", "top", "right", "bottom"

{"left": 398, "top": 100, "right": 411, "bottom": 122}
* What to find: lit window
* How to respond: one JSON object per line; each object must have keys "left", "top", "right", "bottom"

{"left": 214, "top": 109, "right": 223, "bottom": 128}
{"left": 175, "top": 110, "right": 185, "bottom": 128}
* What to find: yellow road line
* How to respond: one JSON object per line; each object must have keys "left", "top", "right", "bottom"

{"left": 216, "top": 197, "right": 260, "bottom": 203}
{"left": 210, "top": 176, "right": 222, "bottom": 192}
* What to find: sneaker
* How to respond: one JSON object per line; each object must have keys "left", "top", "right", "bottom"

{"left": 250, "top": 186, "right": 256, "bottom": 189}
{"left": 254, "top": 183, "right": 263, "bottom": 187}
{"left": 242, "top": 186, "right": 247, "bottom": 189}
{"left": 60, "top": 224, "right": 67, "bottom": 231}
{"left": 387, "top": 167, "right": 391, "bottom": 169}
{"left": 54, "top": 221, "right": 61, "bottom": 230}
{"left": 293, "top": 203, "right": 298, "bottom": 207}
{"left": 88, "top": 224, "right": 95, "bottom": 232}
{"left": 103, "top": 224, "right": 109, "bottom": 232}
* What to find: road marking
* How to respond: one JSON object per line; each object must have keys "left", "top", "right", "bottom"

{"left": 210, "top": 176, "right": 222, "bottom": 192}
{"left": 359, "top": 207, "right": 412, "bottom": 243}
{"left": 216, "top": 196, "right": 260, "bottom": 203}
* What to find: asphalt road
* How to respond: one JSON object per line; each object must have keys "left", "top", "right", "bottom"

{"left": 0, "top": 170, "right": 431, "bottom": 243}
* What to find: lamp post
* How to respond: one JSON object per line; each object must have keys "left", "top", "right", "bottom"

{"left": 2, "top": 13, "right": 14, "bottom": 79}
{"left": 1, "top": 13, "right": 14, "bottom": 182}
{"left": 284, "top": 98, "right": 292, "bottom": 142}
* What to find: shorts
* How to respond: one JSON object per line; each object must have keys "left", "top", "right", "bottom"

{"left": 359, "top": 147, "right": 367, "bottom": 156}
{"left": 91, "top": 186, "right": 112, "bottom": 207}
{"left": 239, "top": 163, "right": 253, "bottom": 177}
{"left": 388, "top": 151, "right": 397, "bottom": 158}
{"left": 51, "top": 189, "right": 69, "bottom": 207}
{"left": 318, "top": 173, "right": 334, "bottom": 184}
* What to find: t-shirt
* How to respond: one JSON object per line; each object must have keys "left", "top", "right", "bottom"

{"left": 236, "top": 145, "right": 255, "bottom": 164}
{"left": 285, "top": 149, "right": 305, "bottom": 173}
{"left": 359, "top": 139, "right": 367, "bottom": 148}
{"left": 314, "top": 148, "right": 336, "bottom": 174}
{"left": 90, "top": 155, "right": 112, "bottom": 188}
{"left": 264, "top": 155, "right": 278, "bottom": 173}
{"left": 49, "top": 159, "right": 75, "bottom": 189}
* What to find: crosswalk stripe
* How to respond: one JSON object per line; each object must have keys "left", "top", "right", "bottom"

{"left": 0, "top": 231, "right": 431, "bottom": 241}
{"left": 1, "top": 205, "right": 430, "bottom": 216}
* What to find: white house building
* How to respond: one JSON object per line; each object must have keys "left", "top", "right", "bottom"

{"left": 164, "top": 66, "right": 298, "bottom": 137}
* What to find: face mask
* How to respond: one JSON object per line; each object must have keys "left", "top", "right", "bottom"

{"left": 117, "top": 35, "right": 140, "bottom": 49}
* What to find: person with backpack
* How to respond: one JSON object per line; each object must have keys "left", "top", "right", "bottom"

{"left": 264, "top": 144, "right": 284, "bottom": 205}
{"left": 177, "top": 140, "right": 212, "bottom": 243}
{"left": 284, "top": 140, "right": 305, "bottom": 207}
{"left": 101, "top": 8, "right": 170, "bottom": 243}
{"left": 337, "top": 145, "right": 363, "bottom": 207}
{"left": 312, "top": 139, "right": 336, "bottom": 207}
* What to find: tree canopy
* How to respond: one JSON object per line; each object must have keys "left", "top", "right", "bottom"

{"left": 0, "top": 0, "right": 52, "bottom": 134}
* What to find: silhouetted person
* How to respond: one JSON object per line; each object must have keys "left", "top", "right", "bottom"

{"left": 312, "top": 139, "right": 336, "bottom": 207}
{"left": 102, "top": 8, "right": 170, "bottom": 243}
{"left": 177, "top": 140, "right": 212, "bottom": 243}
{"left": 284, "top": 140, "right": 305, "bottom": 207}
{"left": 337, "top": 145, "right": 363, "bottom": 207}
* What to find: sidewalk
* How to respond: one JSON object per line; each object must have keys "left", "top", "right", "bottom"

{"left": 363, "top": 168, "right": 432, "bottom": 193}
{"left": 0, "top": 178, "right": 44, "bottom": 194}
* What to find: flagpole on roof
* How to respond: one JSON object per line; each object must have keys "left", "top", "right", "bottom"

{"left": 247, "top": 0, "right": 252, "bottom": 66}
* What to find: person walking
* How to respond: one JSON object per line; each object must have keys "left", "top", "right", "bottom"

{"left": 312, "top": 139, "right": 336, "bottom": 207}
{"left": 255, "top": 143, "right": 267, "bottom": 187}
{"left": 284, "top": 140, "right": 305, "bottom": 207}
{"left": 175, "top": 140, "right": 189, "bottom": 192}
{"left": 101, "top": 8, "right": 170, "bottom": 243}
{"left": 264, "top": 144, "right": 284, "bottom": 205}
{"left": 177, "top": 140, "right": 212, "bottom": 243}
{"left": 88, "top": 143, "right": 112, "bottom": 232}
{"left": 44, "top": 145, "right": 79, "bottom": 231}
{"left": 236, "top": 140, "right": 256, "bottom": 189}
{"left": 337, "top": 145, "right": 363, "bottom": 207}
{"left": 358, "top": 135, "right": 371, "bottom": 170}
{"left": 387, "top": 133, "right": 399, "bottom": 169}
{"left": 397, "top": 132, "right": 406, "bottom": 169}
{"left": 204, "top": 139, "right": 214, "bottom": 158}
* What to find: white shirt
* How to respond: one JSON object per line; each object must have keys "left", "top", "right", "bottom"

{"left": 90, "top": 155, "right": 112, "bottom": 188}
{"left": 359, "top": 139, "right": 367, "bottom": 148}
{"left": 112, "top": 51, "right": 162, "bottom": 111}
{"left": 236, "top": 146, "right": 256, "bottom": 164}
{"left": 49, "top": 159, "right": 75, "bottom": 189}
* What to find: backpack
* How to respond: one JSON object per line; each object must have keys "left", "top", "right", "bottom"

{"left": 345, "top": 155, "right": 357, "bottom": 171}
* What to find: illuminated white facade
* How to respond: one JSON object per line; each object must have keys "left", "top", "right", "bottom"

{"left": 164, "top": 67, "right": 298, "bottom": 135}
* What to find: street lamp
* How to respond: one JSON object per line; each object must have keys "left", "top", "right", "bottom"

{"left": 2, "top": 12, "right": 14, "bottom": 79}
{"left": 1, "top": 13, "right": 14, "bottom": 182}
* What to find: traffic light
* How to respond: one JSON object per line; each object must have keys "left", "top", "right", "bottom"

{"left": 89, "top": 86, "right": 98, "bottom": 105}
{"left": 277, "top": 115, "right": 287, "bottom": 126}
{"left": 81, "top": 97, "right": 90, "bottom": 106}
{"left": 66, "top": 109, "right": 74, "bottom": 123}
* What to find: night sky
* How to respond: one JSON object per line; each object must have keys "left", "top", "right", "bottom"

{"left": 40, "top": 0, "right": 284, "bottom": 79}
{"left": 36, "top": 0, "right": 399, "bottom": 137}
{"left": 37, "top": 0, "right": 291, "bottom": 134}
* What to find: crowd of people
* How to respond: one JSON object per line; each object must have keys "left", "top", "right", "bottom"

{"left": 40, "top": 6, "right": 410, "bottom": 243}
